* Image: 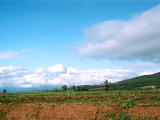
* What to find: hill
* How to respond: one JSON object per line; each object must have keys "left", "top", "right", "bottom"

{"left": 113, "top": 72, "right": 160, "bottom": 90}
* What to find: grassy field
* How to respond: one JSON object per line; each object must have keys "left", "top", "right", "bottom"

{"left": 8, "top": 89, "right": 160, "bottom": 96}
{"left": 1, "top": 90, "right": 160, "bottom": 106}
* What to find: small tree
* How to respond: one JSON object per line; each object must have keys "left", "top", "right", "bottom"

{"left": 3, "top": 89, "right": 7, "bottom": 93}
{"left": 77, "top": 86, "right": 81, "bottom": 91}
{"left": 61, "top": 85, "right": 67, "bottom": 92}
{"left": 71, "top": 85, "right": 76, "bottom": 91}
{"left": 104, "top": 79, "right": 110, "bottom": 92}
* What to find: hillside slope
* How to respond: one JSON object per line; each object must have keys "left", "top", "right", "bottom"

{"left": 114, "top": 72, "right": 160, "bottom": 89}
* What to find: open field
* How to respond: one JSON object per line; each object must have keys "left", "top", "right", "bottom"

{"left": 0, "top": 90, "right": 160, "bottom": 120}
{"left": 1, "top": 90, "right": 160, "bottom": 106}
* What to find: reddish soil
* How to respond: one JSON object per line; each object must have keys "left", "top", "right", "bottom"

{"left": 0, "top": 104, "right": 160, "bottom": 120}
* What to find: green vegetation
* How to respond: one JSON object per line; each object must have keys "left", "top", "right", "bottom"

{"left": 100, "top": 112, "right": 116, "bottom": 120}
{"left": 100, "top": 112, "right": 152, "bottom": 120}
{"left": 3, "top": 89, "right": 7, "bottom": 93}
{"left": 71, "top": 85, "right": 76, "bottom": 91}
{"left": 8, "top": 89, "right": 160, "bottom": 96}
{"left": 142, "top": 116, "right": 152, "bottom": 120}
{"left": 0, "top": 110, "right": 7, "bottom": 120}
{"left": 118, "top": 113, "right": 130, "bottom": 120}
{"left": 0, "top": 90, "right": 160, "bottom": 106}
{"left": 104, "top": 79, "right": 110, "bottom": 91}
{"left": 61, "top": 85, "right": 67, "bottom": 91}
{"left": 122, "top": 99, "right": 135, "bottom": 109}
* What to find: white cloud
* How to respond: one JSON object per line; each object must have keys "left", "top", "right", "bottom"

{"left": 0, "top": 64, "right": 148, "bottom": 89}
{"left": 0, "top": 50, "right": 26, "bottom": 59}
{"left": 78, "top": 4, "right": 160, "bottom": 62}
{"left": 0, "top": 64, "right": 159, "bottom": 89}
{"left": 34, "top": 68, "right": 45, "bottom": 73}
{"left": 139, "top": 70, "right": 160, "bottom": 76}
{"left": 48, "top": 78, "right": 66, "bottom": 85}
{"left": 0, "top": 66, "right": 22, "bottom": 73}
{"left": 47, "top": 64, "right": 66, "bottom": 73}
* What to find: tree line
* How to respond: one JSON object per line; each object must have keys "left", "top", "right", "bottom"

{"left": 61, "top": 79, "right": 110, "bottom": 92}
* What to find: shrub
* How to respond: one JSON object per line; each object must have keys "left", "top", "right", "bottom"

{"left": 118, "top": 113, "right": 130, "bottom": 120}
{"left": 100, "top": 112, "right": 116, "bottom": 120}
{"left": 122, "top": 99, "right": 135, "bottom": 109}
{"left": 142, "top": 116, "right": 151, "bottom": 120}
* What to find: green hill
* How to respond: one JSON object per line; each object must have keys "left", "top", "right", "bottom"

{"left": 113, "top": 72, "right": 160, "bottom": 90}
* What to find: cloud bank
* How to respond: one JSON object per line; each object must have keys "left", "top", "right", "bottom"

{"left": 0, "top": 64, "right": 142, "bottom": 89}
{"left": 79, "top": 5, "right": 160, "bottom": 62}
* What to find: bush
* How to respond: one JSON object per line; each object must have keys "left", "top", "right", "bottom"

{"left": 118, "top": 113, "right": 130, "bottom": 120}
{"left": 122, "top": 99, "right": 135, "bottom": 109}
{"left": 100, "top": 112, "right": 116, "bottom": 120}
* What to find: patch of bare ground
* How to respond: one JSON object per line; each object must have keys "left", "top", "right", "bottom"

{"left": 128, "top": 106, "right": 160, "bottom": 119}
{"left": 0, "top": 104, "right": 160, "bottom": 120}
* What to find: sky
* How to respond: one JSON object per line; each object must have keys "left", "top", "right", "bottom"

{"left": 0, "top": 0, "right": 160, "bottom": 91}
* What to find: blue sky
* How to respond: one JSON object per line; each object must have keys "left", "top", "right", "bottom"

{"left": 0, "top": 1, "right": 159, "bottom": 68}
{"left": 0, "top": 0, "right": 160, "bottom": 90}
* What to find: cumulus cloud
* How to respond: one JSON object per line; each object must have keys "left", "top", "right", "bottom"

{"left": 79, "top": 4, "right": 160, "bottom": 62}
{"left": 0, "top": 50, "right": 26, "bottom": 59}
{"left": 47, "top": 64, "right": 66, "bottom": 73}
{"left": 0, "top": 64, "right": 140, "bottom": 89}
